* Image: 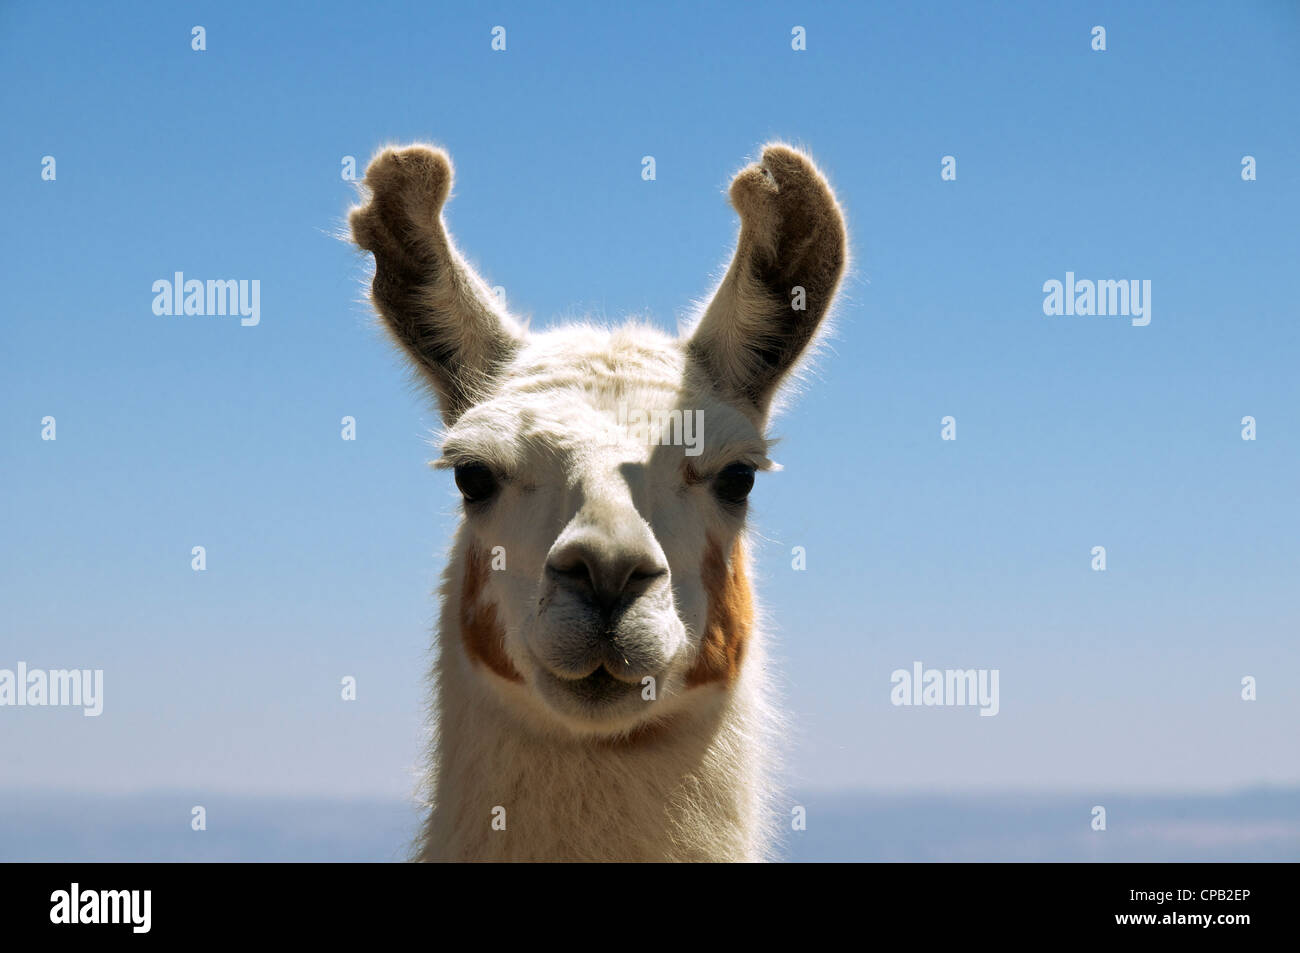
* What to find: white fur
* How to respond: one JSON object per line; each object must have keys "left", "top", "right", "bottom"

{"left": 348, "top": 143, "right": 847, "bottom": 862}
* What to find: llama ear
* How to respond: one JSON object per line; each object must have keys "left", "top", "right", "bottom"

{"left": 687, "top": 144, "right": 847, "bottom": 413}
{"left": 350, "top": 145, "right": 524, "bottom": 422}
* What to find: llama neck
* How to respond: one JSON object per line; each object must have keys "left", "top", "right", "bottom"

{"left": 418, "top": 596, "right": 773, "bottom": 862}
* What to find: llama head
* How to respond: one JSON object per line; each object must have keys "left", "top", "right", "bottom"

{"left": 350, "top": 143, "right": 846, "bottom": 737}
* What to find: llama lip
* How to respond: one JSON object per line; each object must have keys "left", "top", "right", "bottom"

{"left": 554, "top": 665, "right": 642, "bottom": 705}
{"left": 525, "top": 620, "right": 665, "bottom": 685}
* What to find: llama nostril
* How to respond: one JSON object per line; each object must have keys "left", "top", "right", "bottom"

{"left": 546, "top": 547, "right": 667, "bottom": 619}
{"left": 628, "top": 566, "right": 668, "bottom": 585}
{"left": 546, "top": 559, "right": 596, "bottom": 591}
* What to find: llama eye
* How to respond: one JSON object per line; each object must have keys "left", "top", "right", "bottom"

{"left": 453, "top": 463, "right": 499, "bottom": 504}
{"left": 712, "top": 463, "right": 755, "bottom": 507}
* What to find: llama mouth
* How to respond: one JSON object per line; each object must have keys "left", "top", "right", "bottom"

{"left": 557, "top": 665, "right": 642, "bottom": 705}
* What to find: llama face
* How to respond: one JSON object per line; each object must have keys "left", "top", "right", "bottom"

{"left": 350, "top": 142, "right": 846, "bottom": 737}
{"left": 438, "top": 324, "right": 771, "bottom": 733}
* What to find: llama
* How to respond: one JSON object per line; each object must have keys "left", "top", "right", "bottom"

{"left": 349, "top": 142, "right": 847, "bottom": 861}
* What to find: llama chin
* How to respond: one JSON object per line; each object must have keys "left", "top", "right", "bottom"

{"left": 349, "top": 141, "right": 848, "bottom": 862}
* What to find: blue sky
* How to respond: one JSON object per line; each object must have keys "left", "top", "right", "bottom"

{"left": 1, "top": 0, "right": 1297, "bottom": 805}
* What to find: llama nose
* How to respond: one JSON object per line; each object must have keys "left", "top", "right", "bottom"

{"left": 545, "top": 538, "right": 668, "bottom": 621}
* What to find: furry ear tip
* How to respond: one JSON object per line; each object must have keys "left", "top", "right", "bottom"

{"left": 757, "top": 142, "right": 828, "bottom": 187}
{"left": 727, "top": 164, "right": 777, "bottom": 210}
{"left": 367, "top": 142, "right": 452, "bottom": 173}
{"left": 361, "top": 143, "right": 454, "bottom": 209}
{"left": 346, "top": 204, "right": 375, "bottom": 249}
{"left": 758, "top": 141, "right": 804, "bottom": 164}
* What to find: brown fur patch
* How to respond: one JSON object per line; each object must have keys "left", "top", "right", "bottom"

{"left": 685, "top": 537, "right": 753, "bottom": 687}
{"left": 460, "top": 548, "right": 523, "bottom": 683}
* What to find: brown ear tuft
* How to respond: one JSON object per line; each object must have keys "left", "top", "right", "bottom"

{"left": 688, "top": 143, "right": 848, "bottom": 413}
{"left": 348, "top": 144, "right": 522, "bottom": 422}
